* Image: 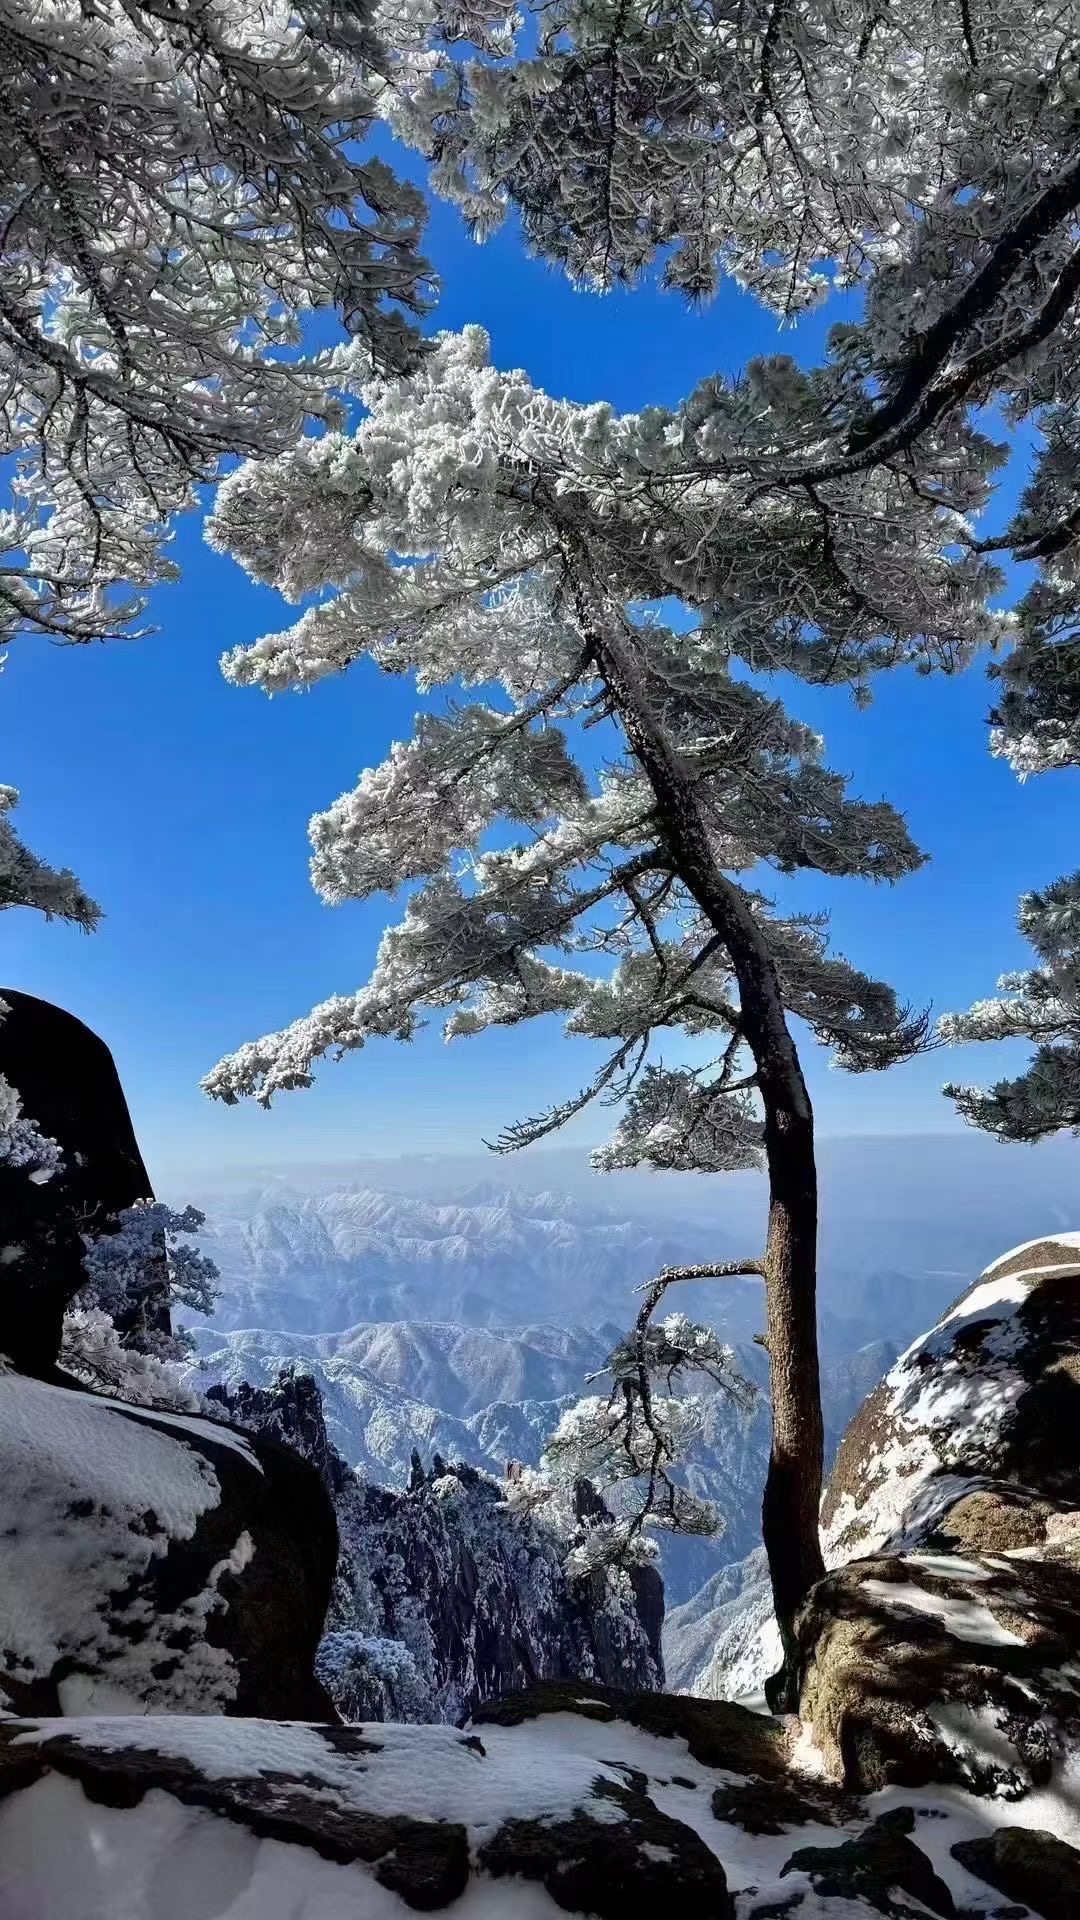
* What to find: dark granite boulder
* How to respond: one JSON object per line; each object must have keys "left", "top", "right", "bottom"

{"left": 0, "top": 1366, "right": 337, "bottom": 1721}
{"left": 0, "top": 989, "right": 167, "bottom": 1372}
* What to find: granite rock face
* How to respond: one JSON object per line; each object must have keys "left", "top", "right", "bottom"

{"left": 212, "top": 1366, "right": 664, "bottom": 1724}
{"left": 822, "top": 1233, "right": 1080, "bottom": 1561}
{"left": 0, "top": 989, "right": 167, "bottom": 1372}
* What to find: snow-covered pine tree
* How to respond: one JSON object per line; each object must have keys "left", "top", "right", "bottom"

{"left": 78, "top": 1199, "right": 219, "bottom": 1360}
{"left": 380, "top": 1, "right": 1080, "bottom": 393}
{"left": 1, "top": 0, "right": 432, "bottom": 645}
{"left": 541, "top": 1264, "right": 757, "bottom": 1572}
{"left": 201, "top": 326, "right": 1004, "bottom": 1691}
{"left": 363, "top": 0, "right": 1080, "bottom": 1681}
{"left": 942, "top": 876, "right": 1080, "bottom": 1140}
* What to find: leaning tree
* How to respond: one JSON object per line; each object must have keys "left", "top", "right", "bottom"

{"left": 89, "top": 0, "right": 1080, "bottom": 1697}
{"left": 202, "top": 325, "right": 1004, "bottom": 1691}
{"left": 364, "top": 0, "right": 1080, "bottom": 1665}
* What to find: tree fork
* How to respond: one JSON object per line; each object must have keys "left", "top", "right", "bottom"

{"left": 586, "top": 611, "right": 826, "bottom": 1705}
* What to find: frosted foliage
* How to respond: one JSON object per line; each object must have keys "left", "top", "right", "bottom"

{"left": 206, "top": 326, "right": 940, "bottom": 1160}
{"left": 545, "top": 1395, "right": 720, "bottom": 1549}
{"left": 0, "top": 787, "right": 99, "bottom": 928}
{"left": 60, "top": 1309, "right": 207, "bottom": 1415}
{"left": 378, "top": 0, "right": 1080, "bottom": 325}
{"left": 377, "top": 1, "right": 1080, "bottom": 957}
{"left": 542, "top": 1296, "right": 754, "bottom": 1570}
{"left": 594, "top": 1067, "right": 764, "bottom": 1175}
{"left": 0, "top": 1071, "right": 63, "bottom": 1179}
{"left": 316, "top": 1630, "right": 430, "bottom": 1722}
{"left": 942, "top": 872, "right": 1080, "bottom": 1140}
{"left": 0, "top": 0, "right": 430, "bottom": 644}
{"left": 310, "top": 707, "right": 587, "bottom": 903}
{"left": 81, "top": 1201, "right": 220, "bottom": 1335}
{"left": 378, "top": 0, "right": 1080, "bottom": 677}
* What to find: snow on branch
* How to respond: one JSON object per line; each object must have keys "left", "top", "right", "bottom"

{"left": 0, "top": 1071, "right": 63, "bottom": 1181}
{"left": 80, "top": 1201, "right": 220, "bottom": 1349}
{"left": 0, "top": 0, "right": 432, "bottom": 643}
{"left": 205, "top": 327, "right": 937, "bottom": 1145}
{"left": 542, "top": 1262, "right": 758, "bottom": 1571}
{"left": 942, "top": 871, "right": 1080, "bottom": 1141}
{"left": 0, "top": 788, "right": 100, "bottom": 928}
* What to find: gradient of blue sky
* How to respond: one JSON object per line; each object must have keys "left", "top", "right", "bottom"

{"left": 5, "top": 150, "right": 1079, "bottom": 1187}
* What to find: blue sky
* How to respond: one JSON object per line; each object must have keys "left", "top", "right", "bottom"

{"left": 5, "top": 162, "right": 1079, "bottom": 1188}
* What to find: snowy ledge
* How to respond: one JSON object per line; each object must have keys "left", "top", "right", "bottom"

{"left": 1, "top": 1683, "right": 1079, "bottom": 1917}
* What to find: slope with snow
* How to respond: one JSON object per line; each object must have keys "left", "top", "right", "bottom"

{"left": 4, "top": 1686, "right": 1079, "bottom": 1918}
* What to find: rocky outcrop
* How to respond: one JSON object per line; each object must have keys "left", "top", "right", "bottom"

{"left": 0, "top": 990, "right": 167, "bottom": 1371}
{"left": 822, "top": 1231, "right": 1080, "bottom": 1560}
{"left": 2, "top": 1681, "right": 1079, "bottom": 1917}
{"left": 793, "top": 1232, "right": 1080, "bottom": 1796}
{"left": 206, "top": 1367, "right": 350, "bottom": 1500}
{"left": 323, "top": 1457, "right": 665, "bottom": 1722}
{"left": 212, "top": 1366, "right": 664, "bottom": 1723}
{"left": 680, "top": 1233, "right": 1080, "bottom": 1714}
{"left": 0, "top": 1365, "right": 337, "bottom": 1721}
{"left": 195, "top": 1319, "right": 901, "bottom": 1607}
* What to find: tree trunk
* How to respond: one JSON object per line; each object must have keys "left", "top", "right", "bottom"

{"left": 592, "top": 625, "right": 826, "bottom": 1701}
{"left": 759, "top": 1098, "right": 824, "bottom": 1709}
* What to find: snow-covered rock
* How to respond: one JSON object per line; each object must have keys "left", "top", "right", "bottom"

{"left": 0, "top": 1367, "right": 336, "bottom": 1720}
{"left": 2, "top": 1681, "right": 1080, "bottom": 1917}
{"left": 322, "top": 1460, "right": 664, "bottom": 1723}
{"left": 678, "top": 1232, "right": 1080, "bottom": 1709}
{"left": 821, "top": 1230, "right": 1080, "bottom": 1562}
{"left": 786, "top": 1232, "right": 1080, "bottom": 1797}
{"left": 797, "top": 1533, "right": 1080, "bottom": 1797}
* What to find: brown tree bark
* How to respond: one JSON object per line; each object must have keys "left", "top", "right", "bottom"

{"left": 591, "top": 621, "right": 826, "bottom": 1703}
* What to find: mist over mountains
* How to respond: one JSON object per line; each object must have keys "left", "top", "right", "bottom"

{"left": 182, "top": 1129, "right": 1080, "bottom": 1354}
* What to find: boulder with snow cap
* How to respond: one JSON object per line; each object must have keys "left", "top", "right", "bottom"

{"left": 790, "top": 1233, "right": 1080, "bottom": 1799}
{"left": 213, "top": 1369, "right": 665, "bottom": 1724}
{"left": 0, "top": 1366, "right": 337, "bottom": 1721}
{"left": 795, "top": 1540, "right": 1080, "bottom": 1794}
{"left": 822, "top": 1232, "right": 1080, "bottom": 1564}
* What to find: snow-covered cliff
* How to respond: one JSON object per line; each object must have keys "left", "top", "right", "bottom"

{"left": 211, "top": 1369, "right": 664, "bottom": 1723}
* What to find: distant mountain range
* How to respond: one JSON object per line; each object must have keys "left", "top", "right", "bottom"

{"left": 189, "top": 1182, "right": 954, "bottom": 1355}
{"left": 190, "top": 1185, "right": 762, "bottom": 1337}
{"left": 176, "top": 1143, "right": 1080, "bottom": 1663}
{"left": 189, "top": 1308, "right": 897, "bottom": 1603}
